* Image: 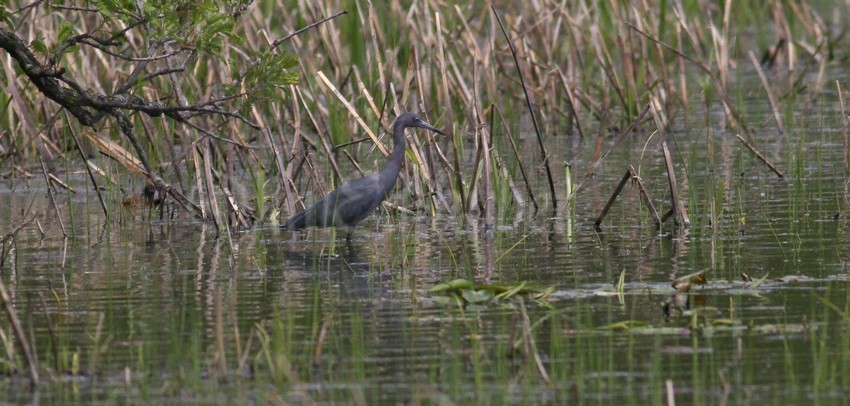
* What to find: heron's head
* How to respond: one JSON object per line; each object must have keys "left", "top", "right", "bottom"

{"left": 395, "top": 112, "right": 445, "bottom": 136}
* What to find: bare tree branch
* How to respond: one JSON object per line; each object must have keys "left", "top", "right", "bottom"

{"left": 0, "top": 25, "right": 261, "bottom": 218}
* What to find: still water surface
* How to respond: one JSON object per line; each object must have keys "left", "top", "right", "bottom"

{"left": 1, "top": 73, "right": 849, "bottom": 404}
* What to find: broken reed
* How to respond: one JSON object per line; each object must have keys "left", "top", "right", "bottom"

{"left": 0, "top": 0, "right": 844, "bottom": 231}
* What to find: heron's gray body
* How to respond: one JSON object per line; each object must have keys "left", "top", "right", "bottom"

{"left": 283, "top": 112, "right": 442, "bottom": 234}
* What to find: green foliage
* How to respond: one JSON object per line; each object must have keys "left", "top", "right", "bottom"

{"left": 92, "top": 0, "right": 236, "bottom": 55}
{"left": 231, "top": 51, "right": 300, "bottom": 114}
{"left": 57, "top": 21, "right": 75, "bottom": 44}
{"left": 247, "top": 160, "right": 267, "bottom": 221}
{"left": 0, "top": 4, "right": 11, "bottom": 26}
{"left": 241, "top": 51, "right": 300, "bottom": 94}
{"left": 222, "top": 0, "right": 254, "bottom": 17}
{"left": 90, "top": 0, "right": 136, "bottom": 23}
{"left": 31, "top": 38, "right": 49, "bottom": 54}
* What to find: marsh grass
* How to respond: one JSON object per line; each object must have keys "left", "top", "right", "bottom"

{"left": 1, "top": 0, "right": 849, "bottom": 403}
{"left": 0, "top": 0, "right": 841, "bottom": 238}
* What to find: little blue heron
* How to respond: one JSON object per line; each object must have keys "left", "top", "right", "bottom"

{"left": 283, "top": 112, "right": 444, "bottom": 239}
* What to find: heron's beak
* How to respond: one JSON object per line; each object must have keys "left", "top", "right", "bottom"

{"left": 415, "top": 119, "right": 445, "bottom": 136}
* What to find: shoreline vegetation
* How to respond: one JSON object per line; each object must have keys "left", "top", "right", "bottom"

{"left": 0, "top": 1, "right": 848, "bottom": 402}
{"left": 0, "top": 1, "right": 844, "bottom": 233}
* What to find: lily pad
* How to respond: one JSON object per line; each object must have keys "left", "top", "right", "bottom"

{"left": 462, "top": 288, "right": 494, "bottom": 304}
{"left": 672, "top": 269, "right": 710, "bottom": 292}
{"left": 597, "top": 320, "right": 652, "bottom": 331}
{"left": 429, "top": 279, "right": 475, "bottom": 293}
{"left": 428, "top": 279, "right": 553, "bottom": 307}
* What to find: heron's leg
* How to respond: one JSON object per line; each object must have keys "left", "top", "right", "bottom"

{"left": 345, "top": 234, "right": 354, "bottom": 256}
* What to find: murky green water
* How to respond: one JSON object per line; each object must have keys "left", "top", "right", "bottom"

{"left": 1, "top": 71, "right": 850, "bottom": 404}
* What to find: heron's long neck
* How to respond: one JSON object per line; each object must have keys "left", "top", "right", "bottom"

{"left": 381, "top": 126, "right": 407, "bottom": 177}
{"left": 382, "top": 124, "right": 407, "bottom": 180}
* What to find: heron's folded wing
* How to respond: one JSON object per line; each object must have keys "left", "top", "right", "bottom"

{"left": 328, "top": 175, "right": 384, "bottom": 224}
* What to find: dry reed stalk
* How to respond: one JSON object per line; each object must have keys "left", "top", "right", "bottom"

{"left": 354, "top": 70, "right": 389, "bottom": 130}
{"left": 279, "top": 86, "right": 304, "bottom": 214}
{"left": 813, "top": 45, "right": 827, "bottom": 95}
{"left": 665, "top": 379, "right": 676, "bottom": 406}
{"left": 639, "top": 5, "right": 674, "bottom": 112}
{"left": 720, "top": 0, "right": 733, "bottom": 91}
{"left": 287, "top": 86, "right": 304, "bottom": 158}
{"left": 237, "top": 329, "right": 254, "bottom": 376}
{"left": 629, "top": 165, "right": 661, "bottom": 228}
{"left": 84, "top": 130, "right": 147, "bottom": 177}
{"left": 212, "top": 170, "right": 249, "bottom": 229}
{"left": 89, "top": 312, "right": 105, "bottom": 377}
{"left": 264, "top": 127, "right": 288, "bottom": 215}
{"left": 592, "top": 109, "right": 609, "bottom": 164}
{"left": 492, "top": 5, "right": 557, "bottom": 212}
{"left": 734, "top": 134, "right": 786, "bottom": 178}
{"left": 367, "top": 2, "right": 387, "bottom": 97}
{"left": 588, "top": 25, "right": 628, "bottom": 115}
{"left": 388, "top": 82, "right": 401, "bottom": 118}
{"left": 613, "top": 6, "right": 638, "bottom": 114}
{"left": 466, "top": 141, "right": 483, "bottom": 215}
{"left": 316, "top": 71, "right": 388, "bottom": 156}
{"left": 192, "top": 146, "right": 208, "bottom": 220}
{"left": 660, "top": 137, "right": 690, "bottom": 228}
{"left": 381, "top": 201, "right": 415, "bottom": 216}
{"left": 315, "top": 117, "right": 345, "bottom": 182}
{"left": 202, "top": 142, "right": 224, "bottom": 232}
{"left": 676, "top": 22, "right": 688, "bottom": 113}
{"left": 390, "top": 72, "right": 436, "bottom": 212}
{"left": 0, "top": 216, "right": 34, "bottom": 269}
{"left": 466, "top": 133, "right": 484, "bottom": 216}
{"left": 47, "top": 174, "right": 75, "bottom": 193}
{"left": 594, "top": 170, "right": 630, "bottom": 229}
{"left": 39, "top": 156, "right": 67, "bottom": 236}
{"left": 696, "top": 93, "right": 715, "bottom": 169}
{"left": 272, "top": 9, "right": 349, "bottom": 49}
{"left": 310, "top": 3, "right": 344, "bottom": 78}
{"left": 313, "top": 312, "right": 333, "bottom": 365}
{"left": 0, "top": 217, "right": 33, "bottom": 247}
{"left": 304, "top": 152, "right": 328, "bottom": 200}
{"left": 15, "top": 109, "right": 61, "bottom": 162}
{"left": 494, "top": 105, "right": 538, "bottom": 211}
{"left": 556, "top": 68, "right": 585, "bottom": 138}
{"left": 0, "top": 279, "right": 38, "bottom": 385}
{"left": 398, "top": 54, "right": 417, "bottom": 110}
{"left": 294, "top": 86, "right": 342, "bottom": 181}
{"left": 447, "top": 52, "right": 474, "bottom": 106}
{"left": 627, "top": 21, "right": 751, "bottom": 134}
{"left": 341, "top": 150, "right": 366, "bottom": 176}
{"left": 517, "top": 298, "right": 551, "bottom": 384}
{"left": 214, "top": 288, "right": 227, "bottom": 380}
{"left": 574, "top": 104, "right": 650, "bottom": 197}
{"left": 466, "top": 61, "right": 488, "bottom": 218}
{"left": 650, "top": 97, "right": 690, "bottom": 228}
{"left": 160, "top": 42, "right": 210, "bottom": 217}
{"left": 454, "top": 5, "right": 485, "bottom": 62}
{"left": 523, "top": 38, "right": 552, "bottom": 127}
{"left": 159, "top": 121, "right": 187, "bottom": 194}
{"left": 488, "top": 107, "right": 525, "bottom": 208}
{"left": 412, "top": 47, "right": 453, "bottom": 214}
{"left": 37, "top": 292, "right": 58, "bottom": 372}
{"left": 1, "top": 60, "right": 37, "bottom": 145}
{"left": 747, "top": 51, "right": 785, "bottom": 134}
{"left": 34, "top": 220, "right": 44, "bottom": 240}
{"left": 567, "top": 85, "right": 605, "bottom": 122}
{"left": 436, "top": 11, "right": 466, "bottom": 214}
{"left": 838, "top": 81, "right": 849, "bottom": 173}
{"left": 405, "top": 126, "right": 441, "bottom": 213}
